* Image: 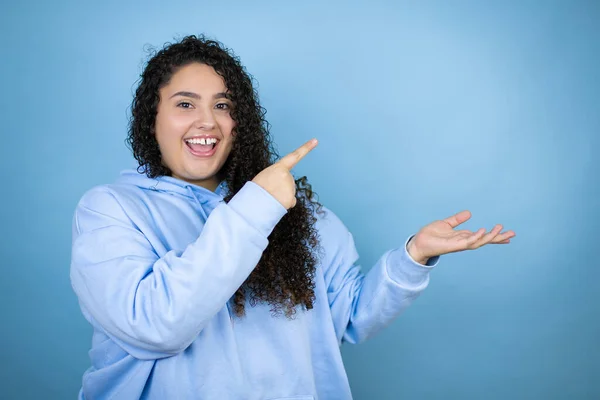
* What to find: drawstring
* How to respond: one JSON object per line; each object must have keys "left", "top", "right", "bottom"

{"left": 186, "top": 186, "right": 209, "bottom": 220}
{"left": 185, "top": 181, "right": 228, "bottom": 220}
{"left": 215, "top": 181, "right": 228, "bottom": 198}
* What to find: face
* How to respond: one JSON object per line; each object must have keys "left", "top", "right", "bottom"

{"left": 155, "top": 62, "right": 236, "bottom": 191}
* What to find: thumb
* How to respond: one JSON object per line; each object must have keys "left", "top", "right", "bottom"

{"left": 443, "top": 210, "right": 471, "bottom": 228}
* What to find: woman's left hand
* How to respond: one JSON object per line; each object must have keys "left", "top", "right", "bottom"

{"left": 407, "top": 210, "right": 516, "bottom": 265}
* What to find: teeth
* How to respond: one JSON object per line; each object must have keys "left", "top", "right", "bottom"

{"left": 186, "top": 138, "right": 218, "bottom": 145}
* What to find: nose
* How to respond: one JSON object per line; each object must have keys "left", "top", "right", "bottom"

{"left": 193, "top": 106, "right": 216, "bottom": 130}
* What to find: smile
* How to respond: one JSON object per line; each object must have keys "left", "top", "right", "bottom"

{"left": 184, "top": 137, "right": 220, "bottom": 157}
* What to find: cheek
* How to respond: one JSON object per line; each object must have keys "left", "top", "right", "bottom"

{"left": 153, "top": 119, "right": 167, "bottom": 149}
{"left": 157, "top": 112, "right": 193, "bottom": 139}
{"left": 218, "top": 114, "right": 236, "bottom": 136}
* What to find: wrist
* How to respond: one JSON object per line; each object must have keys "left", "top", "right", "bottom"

{"left": 407, "top": 236, "right": 429, "bottom": 265}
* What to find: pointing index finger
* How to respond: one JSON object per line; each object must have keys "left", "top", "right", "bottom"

{"left": 278, "top": 139, "right": 318, "bottom": 170}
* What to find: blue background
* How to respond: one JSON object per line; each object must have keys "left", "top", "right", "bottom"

{"left": 1, "top": 1, "right": 598, "bottom": 399}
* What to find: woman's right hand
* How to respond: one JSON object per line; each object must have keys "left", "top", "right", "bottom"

{"left": 251, "top": 139, "right": 318, "bottom": 209}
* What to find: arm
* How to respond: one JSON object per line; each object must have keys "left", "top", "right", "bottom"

{"left": 325, "top": 207, "right": 515, "bottom": 345}
{"left": 70, "top": 181, "right": 286, "bottom": 359}
{"left": 320, "top": 210, "right": 439, "bottom": 345}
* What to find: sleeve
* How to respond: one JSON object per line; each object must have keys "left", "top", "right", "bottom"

{"left": 70, "top": 181, "right": 287, "bottom": 359}
{"left": 320, "top": 210, "right": 440, "bottom": 345}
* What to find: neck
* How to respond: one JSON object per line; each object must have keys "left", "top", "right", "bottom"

{"left": 172, "top": 174, "right": 220, "bottom": 192}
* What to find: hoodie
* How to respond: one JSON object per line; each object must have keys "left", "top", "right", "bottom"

{"left": 70, "top": 169, "right": 439, "bottom": 400}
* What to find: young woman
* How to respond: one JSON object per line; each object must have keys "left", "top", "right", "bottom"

{"left": 70, "top": 35, "right": 515, "bottom": 399}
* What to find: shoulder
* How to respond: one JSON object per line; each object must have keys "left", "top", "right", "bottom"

{"left": 313, "top": 205, "right": 350, "bottom": 238}
{"left": 77, "top": 182, "right": 146, "bottom": 213}
{"left": 74, "top": 183, "right": 149, "bottom": 233}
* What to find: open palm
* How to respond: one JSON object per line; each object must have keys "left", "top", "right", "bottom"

{"left": 409, "top": 210, "right": 516, "bottom": 262}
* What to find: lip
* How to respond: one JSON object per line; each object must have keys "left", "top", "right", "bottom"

{"left": 184, "top": 138, "right": 220, "bottom": 158}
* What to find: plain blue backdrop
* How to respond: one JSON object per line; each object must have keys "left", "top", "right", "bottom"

{"left": 1, "top": 1, "right": 598, "bottom": 399}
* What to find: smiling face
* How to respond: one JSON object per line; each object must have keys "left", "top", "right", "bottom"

{"left": 154, "top": 62, "right": 236, "bottom": 191}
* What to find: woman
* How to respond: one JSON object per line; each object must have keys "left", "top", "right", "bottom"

{"left": 70, "top": 35, "right": 515, "bottom": 399}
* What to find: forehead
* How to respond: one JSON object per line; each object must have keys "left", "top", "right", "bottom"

{"left": 164, "top": 63, "right": 227, "bottom": 93}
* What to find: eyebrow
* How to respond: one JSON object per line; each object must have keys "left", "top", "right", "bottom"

{"left": 169, "top": 91, "right": 230, "bottom": 100}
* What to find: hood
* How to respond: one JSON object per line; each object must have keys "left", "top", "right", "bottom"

{"left": 116, "top": 169, "right": 229, "bottom": 219}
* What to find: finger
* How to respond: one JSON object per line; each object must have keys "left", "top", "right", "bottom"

{"left": 491, "top": 239, "right": 511, "bottom": 244}
{"left": 277, "top": 139, "right": 318, "bottom": 170}
{"left": 490, "top": 230, "right": 516, "bottom": 243}
{"left": 443, "top": 210, "right": 471, "bottom": 229}
{"left": 462, "top": 228, "right": 486, "bottom": 247}
{"left": 470, "top": 224, "right": 503, "bottom": 248}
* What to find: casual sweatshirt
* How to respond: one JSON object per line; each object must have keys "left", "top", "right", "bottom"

{"left": 70, "top": 169, "right": 439, "bottom": 400}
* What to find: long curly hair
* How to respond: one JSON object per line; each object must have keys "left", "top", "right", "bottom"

{"left": 126, "top": 35, "right": 322, "bottom": 318}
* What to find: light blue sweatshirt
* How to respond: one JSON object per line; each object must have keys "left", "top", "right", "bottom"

{"left": 70, "top": 169, "right": 439, "bottom": 400}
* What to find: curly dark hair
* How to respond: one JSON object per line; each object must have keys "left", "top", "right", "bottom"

{"left": 126, "top": 34, "right": 322, "bottom": 318}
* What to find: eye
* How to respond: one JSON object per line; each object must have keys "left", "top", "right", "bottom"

{"left": 177, "top": 102, "right": 193, "bottom": 109}
{"left": 215, "top": 103, "right": 231, "bottom": 110}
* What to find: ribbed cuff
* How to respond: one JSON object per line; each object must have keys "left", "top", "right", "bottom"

{"left": 385, "top": 235, "right": 440, "bottom": 287}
